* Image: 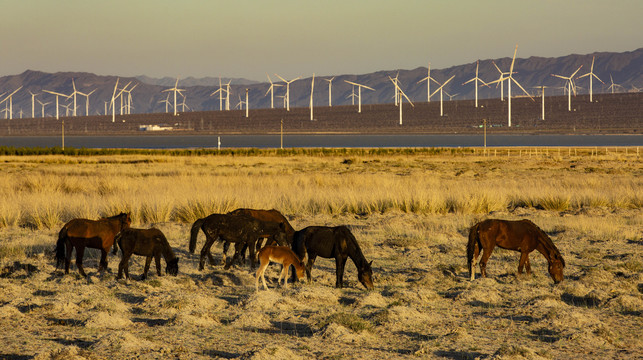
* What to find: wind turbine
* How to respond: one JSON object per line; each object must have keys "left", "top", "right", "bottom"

{"left": 29, "top": 91, "right": 39, "bottom": 118}
{"left": 245, "top": 88, "right": 249, "bottom": 118}
{"left": 430, "top": 75, "right": 455, "bottom": 117}
{"left": 607, "top": 74, "right": 623, "bottom": 94}
{"left": 347, "top": 85, "right": 356, "bottom": 105}
{"left": 37, "top": 99, "right": 50, "bottom": 118}
{"left": 275, "top": 74, "right": 300, "bottom": 111}
{"left": 43, "top": 89, "right": 70, "bottom": 120}
{"left": 78, "top": 89, "right": 96, "bottom": 116}
{"left": 578, "top": 56, "right": 604, "bottom": 103}
{"left": 323, "top": 77, "right": 335, "bottom": 107}
{"left": 491, "top": 61, "right": 509, "bottom": 101}
{"left": 551, "top": 65, "right": 583, "bottom": 111}
{"left": 344, "top": 80, "right": 374, "bottom": 113}
{"left": 462, "top": 60, "right": 489, "bottom": 107}
{"left": 162, "top": 78, "right": 184, "bottom": 116}
{"left": 70, "top": 79, "right": 80, "bottom": 116}
{"left": 487, "top": 45, "right": 534, "bottom": 127}
{"left": 0, "top": 87, "right": 23, "bottom": 120}
{"left": 264, "top": 74, "right": 282, "bottom": 109}
{"left": 210, "top": 77, "right": 225, "bottom": 111}
{"left": 159, "top": 93, "right": 172, "bottom": 113}
{"left": 388, "top": 76, "right": 414, "bottom": 125}
{"left": 109, "top": 78, "right": 129, "bottom": 122}
{"left": 417, "top": 62, "right": 439, "bottom": 102}
{"left": 445, "top": 92, "right": 459, "bottom": 101}
{"left": 310, "top": 74, "right": 315, "bottom": 121}
{"left": 224, "top": 80, "right": 231, "bottom": 110}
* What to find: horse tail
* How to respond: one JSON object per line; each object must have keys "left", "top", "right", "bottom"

{"left": 113, "top": 231, "right": 122, "bottom": 255}
{"left": 55, "top": 227, "right": 68, "bottom": 268}
{"left": 189, "top": 217, "right": 205, "bottom": 253}
{"left": 467, "top": 223, "right": 481, "bottom": 280}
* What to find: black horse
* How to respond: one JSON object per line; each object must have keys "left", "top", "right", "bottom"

{"left": 189, "top": 208, "right": 294, "bottom": 266}
{"left": 292, "top": 225, "right": 374, "bottom": 290}
{"left": 115, "top": 227, "right": 179, "bottom": 280}
{"left": 190, "top": 213, "right": 288, "bottom": 270}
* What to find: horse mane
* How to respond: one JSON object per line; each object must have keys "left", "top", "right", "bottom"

{"left": 524, "top": 220, "right": 565, "bottom": 267}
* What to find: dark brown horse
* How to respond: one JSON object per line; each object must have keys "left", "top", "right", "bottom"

{"left": 190, "top": 213, "right": 288, "bottom": 270}
{"left": 467, "top": 219, "right": 565, "bottom": 283}
{"left": 292, "top": 225, "right": 374, "bottom": 290}
{"left": 189, "top": 208, "right": 294, "bottom": 266}
{"left": 55, "top": 212, "right": 131, "bottom": 276}
{"left": 115, "top": 227, "right": 179, "bottom": 280}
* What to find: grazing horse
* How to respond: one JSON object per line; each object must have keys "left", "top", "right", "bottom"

{"left": 292, "top": 225, "right": 374, "bottom": 290}
{"left": 189, "top": 208, "right": 293, "bottom": 266}
{"left": 55, "top": 212, "right": 131, "bottom": 277}
{"left": 467, "top": 219, "right": 565, "bottom": 283}
{"left": 115, "top": 227, "right": 179, "bottom": 280}
{"left": 255, "top": 245, "right": 306, "bottom": 291}
{"left": 190, "top": 213, "right": 288, "bottom": 270}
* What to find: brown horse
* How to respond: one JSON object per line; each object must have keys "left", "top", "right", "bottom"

{"left": 292, "top": 225, "right": 374, "bottom": 290}
{"left": 189, "top": 208, "right": 294, "bottom": 266}
{"left": 467, "top": 219, "right": 565, "bottom": 283}
{"left": 115, "top": 227, "right": 179, "bottom": 280}
{"left": 55, "top": 212, "right": 131, "bottom": 276}
{"left": 191, "top": 213, "right": 288, "bottom": 270}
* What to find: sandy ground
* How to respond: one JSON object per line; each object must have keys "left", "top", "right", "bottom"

{"left": 0, "top": 209, "right": 641, "bottom": 359}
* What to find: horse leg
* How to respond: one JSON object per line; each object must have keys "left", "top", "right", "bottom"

{"left": 155, "top": 253, "right": 162, "bottom": 276}
{"left": 281, "top": 264, "right": 290, "bottom": 288}
{"left": 221, "top": 241, "right": 230, "bottom": 266}
{"left": 525, "top": 256, "right": 532, "bottom": 275}
{"left": 75, "top": 246, "right": 87, "bottom": 277}
{"left": 200, "top": 234, "right": 216, "bottom": 270}
{"left": 248, "top": 240, "right": 257, "bottom": 270}
{"left": 65, "top": 242, "right": 73, "bottom": 275}
{"left": 305, "top": 255, "right": 316, "bottom": 283}
{"left": 255, "top": 262, "right": 269, "bottom": 291}
{"left": 117, "top": 253, "right": 129, "bottom": 280}
{"left": 479, "top": 245, "right": 495, "bottom": 278}
{"left": 518, "top": 252, "right": 529, "bottom": 275}
{"left": 142, "top": 256, "right": 152, "bottom": 280}
{"left": 335, "top": 255, "right": 348, "bottom": 288}
{"left": 469, "top": 245, "right": 480, "bottom": 281}
{"left": 98, "top": 249, "right": 108, "bottom": 273}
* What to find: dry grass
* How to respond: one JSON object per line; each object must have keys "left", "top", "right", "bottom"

{"left": 0, "top": 149, "right": 641, "bottom": 359}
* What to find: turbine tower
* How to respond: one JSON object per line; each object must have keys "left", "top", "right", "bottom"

{"left": 344, "top": 80, "right": 375, "bottom": 113}
{"left": 162, "top": 77, "right": 184, "bottom": 116}
{"left": 275, "top": 74, "right": 300, "bottom": 111}
{"left": 389, "top": 76, "right": 414, "bottom": 125}
{"left": 209, "top": 77, "right": 225, "bottom": 111}
{"left": 462, "top": 60, "right": 488, "bottom": 107}
{"left": 310, "top": 74, "right": 315, "bottom": 121}
{"left": 29, "top": 91, "right": 39, "bottom": 118}
{"left": 417, "top": 62, "right": 439, "bottom": 102}
{"left": 532, "top": 86, "right": 550, "bottom": 120}
{"left": 578, "top": 56, "right": 604, "bottom": 103}
{"left": 551, "top": 65, "right": 583, "bottom": 111}
{"left": 264, "top": 74, "right": 282, "bottom": 109}
{"left": 487, "top": 45, "right": 534, "bottom": 127}
{"left": 323, "top": 77, "right": 335, "bottom": 107}
{"left": 430, "top": 76, "right": 455, "bottom": 117}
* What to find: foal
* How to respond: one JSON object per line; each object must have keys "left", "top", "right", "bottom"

{"left": 255, "top": 245, "right": 306, "bottom": 291}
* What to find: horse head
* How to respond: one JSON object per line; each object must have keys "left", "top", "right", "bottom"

{"left": 358, "top": 260, "right": 374, "bottom": 290}
{"left": 166, "top": 258, "right": 179, "bottom": 276}
{"left": 272, "top": 222, "right": 288, "bottom": 246}
{"left": 120, "top": 212, "right": 132, "bottom": 230}
{"left": 548, "top": 253, "right": 565, "bottom": 284}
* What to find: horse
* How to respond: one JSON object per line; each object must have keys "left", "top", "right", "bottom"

{"left": 255, "top": 245, "right": 306, "bottom": 291}
{"left": 191, "top": 213, "right": 288, "bottom": 270}
{"left": 467, "top": 219, "right": 565, "bottom": 283}
{"left": 189, "top": 208, "right": 293, "bottom": 267}
{"left": 292, "top": 225, "right": 374, "bottom": 290}
{"left": 115, "top": 227, "right": 179, "bottom": 280}
{"left": 55, "top": 212, "right": 131, "bottom": 277}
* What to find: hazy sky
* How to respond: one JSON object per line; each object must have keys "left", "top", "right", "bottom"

{"left": 2, "top": 0, "right": 641, "bottom": 81}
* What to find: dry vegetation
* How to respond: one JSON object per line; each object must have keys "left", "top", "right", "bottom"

{"left": 0, "top": 149, "right": 641, "bottom": 359}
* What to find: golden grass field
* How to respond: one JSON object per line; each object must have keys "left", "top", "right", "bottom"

{"left": 0, "top": 148, "right": 641, "bottom": 359}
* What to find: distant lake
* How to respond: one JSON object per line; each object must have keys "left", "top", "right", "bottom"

{"left": 1, "top": 134, "right": 642, "bottom": 149}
